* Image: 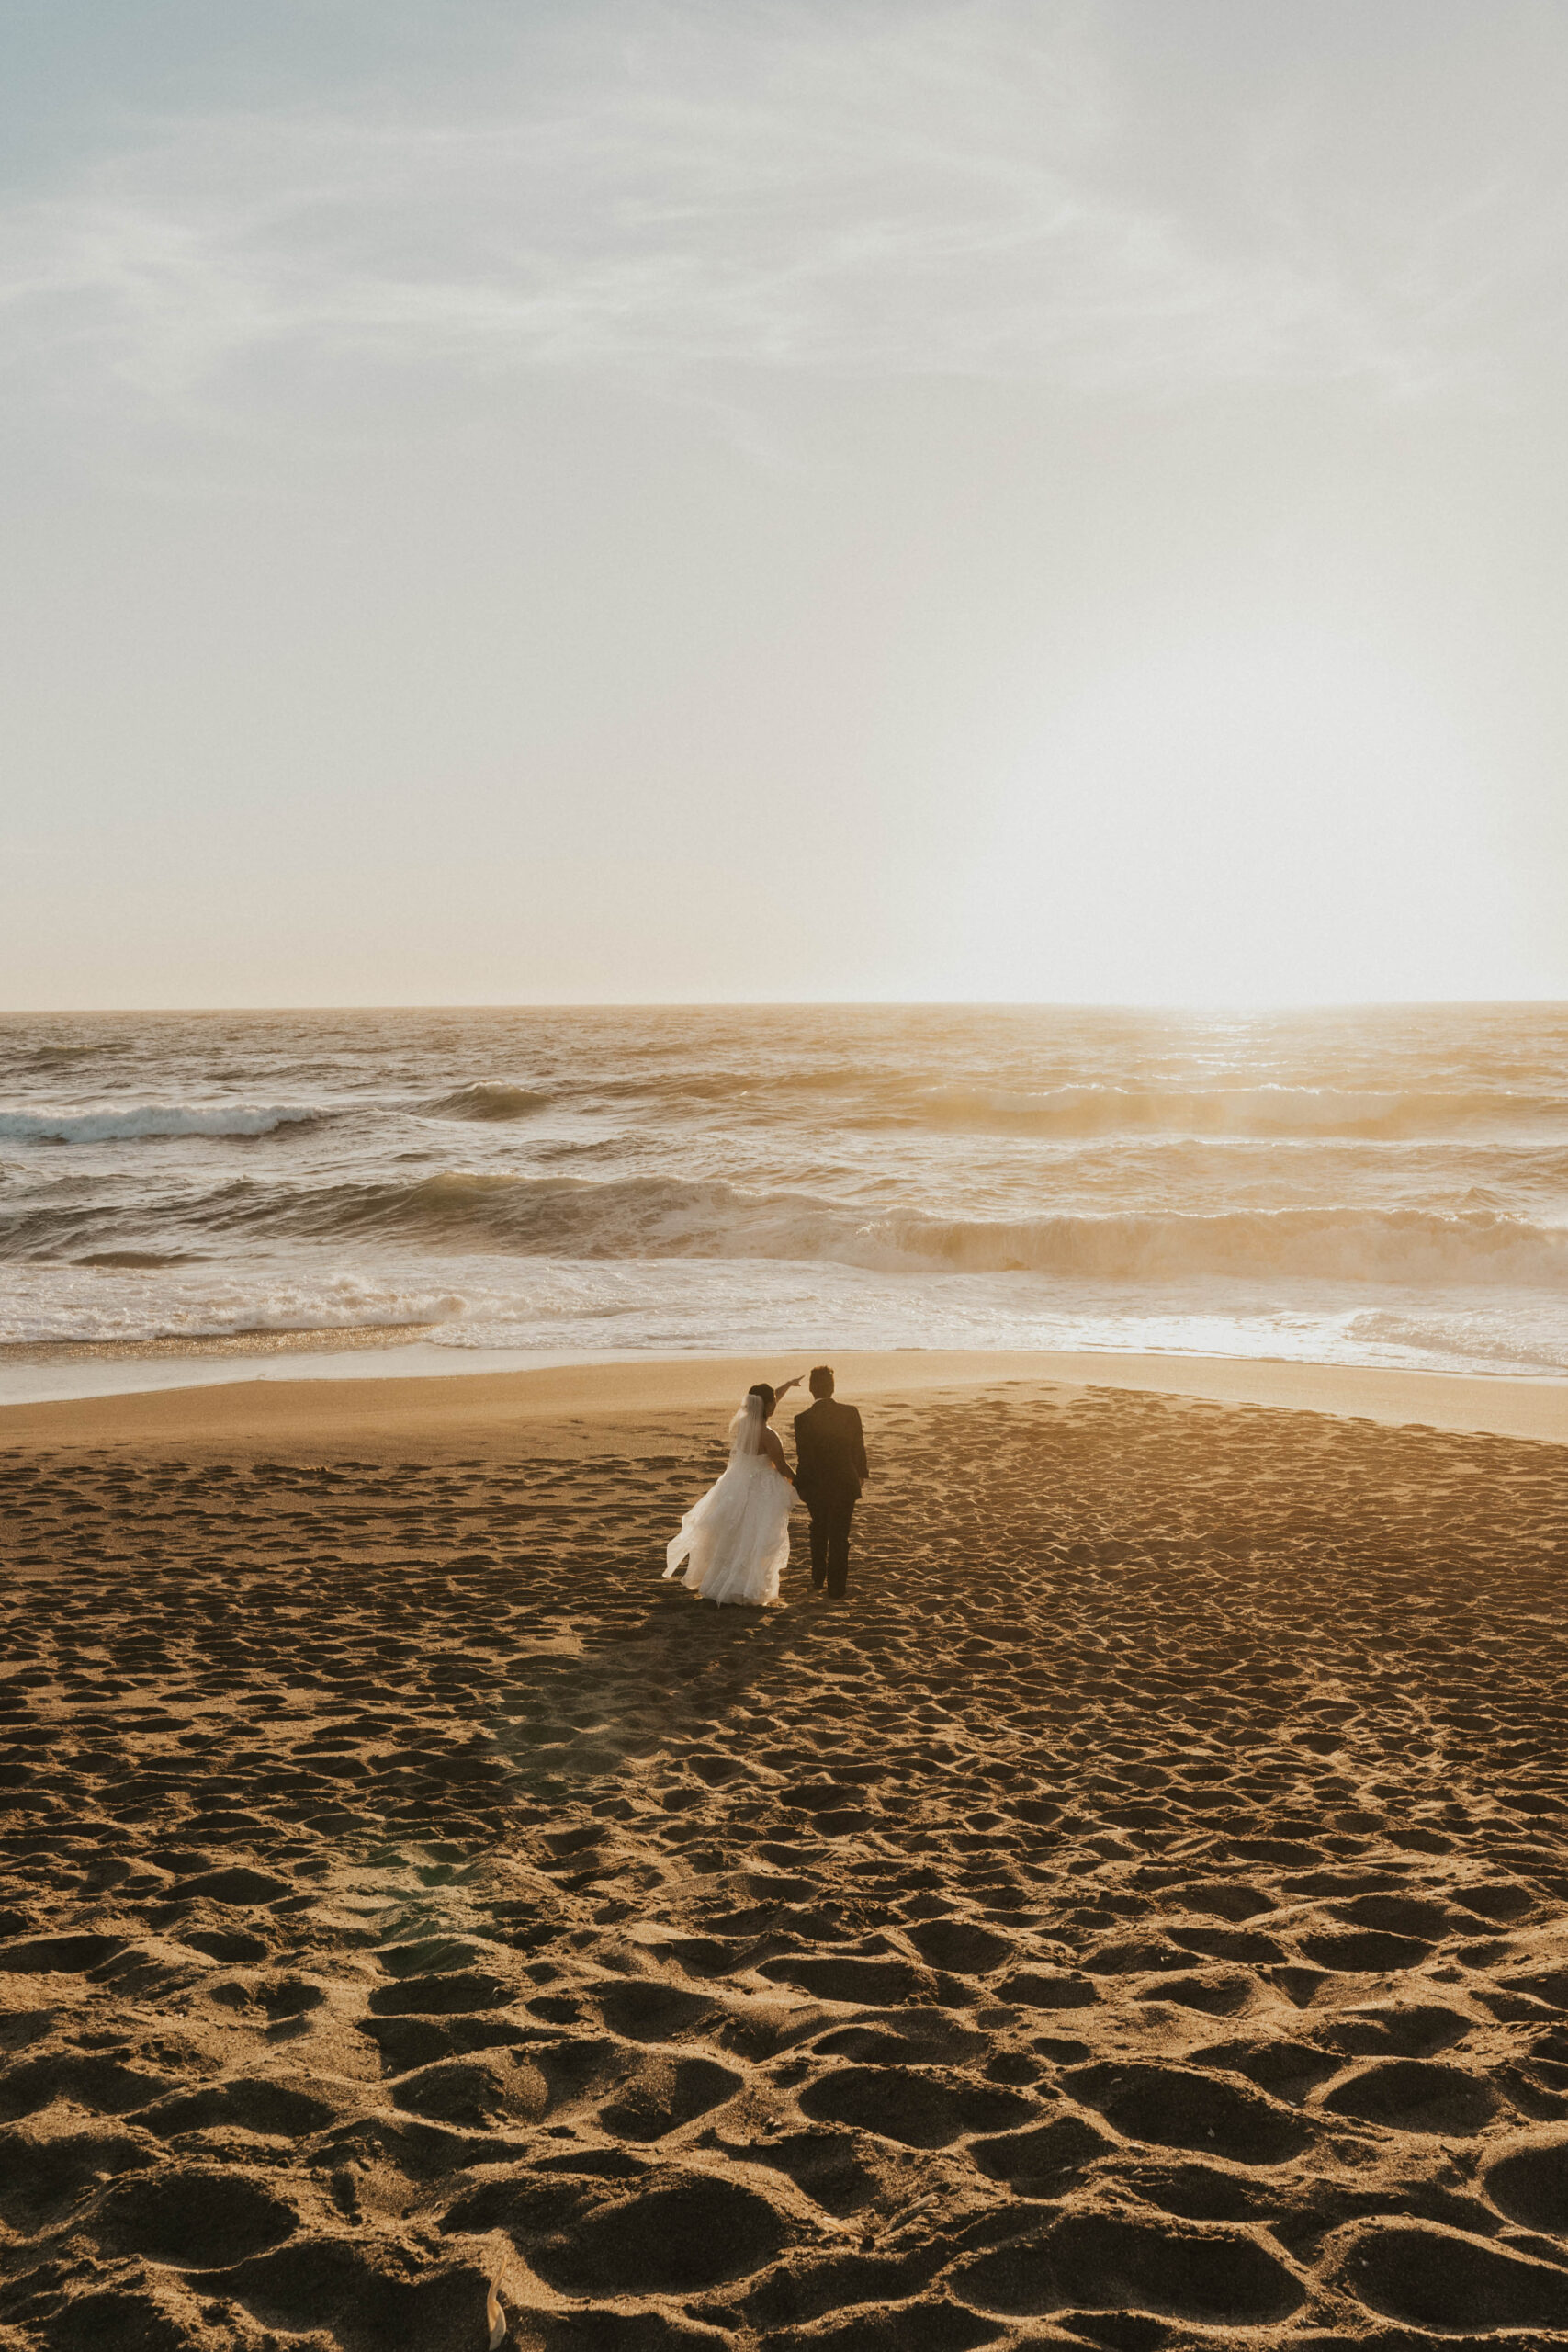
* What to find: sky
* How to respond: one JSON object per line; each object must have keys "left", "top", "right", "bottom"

{"left": 4, "top": 0, "right": 1568, "bottom": 1008}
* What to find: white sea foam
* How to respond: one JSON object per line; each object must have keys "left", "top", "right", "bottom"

{"left": 0, "top": 1263, "right": 468, "bottom": 1346}
{"left": 115, "top": 1168, "right": 1568, "bottom": 1289}
{"left": 0, "top": 1104, "right": 318, "bottom": 1144}
{"left": 6, "top": 1251, "right": 1562, "bottom": 1381}
{"left": 1, "top": 1004, "right": 1563, "bottom": 1378}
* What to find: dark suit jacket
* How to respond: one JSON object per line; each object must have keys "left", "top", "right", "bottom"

{"left": 793, "top": 1397, "right": 868, "bottom": 1505}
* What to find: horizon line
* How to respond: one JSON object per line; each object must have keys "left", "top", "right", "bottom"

{"left": 4, "top": 997, "right": 1568, "bottom": 1020}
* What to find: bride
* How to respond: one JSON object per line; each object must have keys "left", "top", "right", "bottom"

{"left": 665, "top": 1378, "right": 804, "bottom": 1606}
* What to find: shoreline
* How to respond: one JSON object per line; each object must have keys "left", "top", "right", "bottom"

{"left": 2, "top": 1343, "right": 1565, "bottom": 1454}
{"left": 0, "top": 1322, "right": 438, "bottom": 1362}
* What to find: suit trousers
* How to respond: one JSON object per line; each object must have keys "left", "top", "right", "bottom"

{"left": 807, "top": 1494, "right": 856, "bottom": 1597}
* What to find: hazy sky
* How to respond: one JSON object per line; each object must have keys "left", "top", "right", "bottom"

{"left": 6, "top": 0, "right": 1568, "bottom": 1007}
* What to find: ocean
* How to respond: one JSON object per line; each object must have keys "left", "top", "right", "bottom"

{"left": 2, "top": 1003, "right": 1565, "bottom": 1380}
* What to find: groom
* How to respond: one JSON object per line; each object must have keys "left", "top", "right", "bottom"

{"left": 793, "top": 1366, "right": 869, "bottom": 1600}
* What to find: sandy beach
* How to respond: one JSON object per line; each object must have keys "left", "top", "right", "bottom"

{"left": 5, "top": 1352, "right": 1568, "bottom": 2349}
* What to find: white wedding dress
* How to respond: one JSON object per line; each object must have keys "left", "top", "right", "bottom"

{"left": 665, "top": 1395, "right": 794, "bottom": 1606}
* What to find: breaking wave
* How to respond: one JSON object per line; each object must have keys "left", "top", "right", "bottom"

{"left": 51, "top": 1168, "right": 1561, "bottom": 1287}
{"left": 2, "top": 1008, "right": 1562, "bottom": 1377}
{"left": 0, "top": 1105, "right": 319, "bottom": 1145}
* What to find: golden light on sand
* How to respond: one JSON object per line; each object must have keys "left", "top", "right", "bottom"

{"left": 4, "top": 1358, "right": 1567, "bottom": 2342}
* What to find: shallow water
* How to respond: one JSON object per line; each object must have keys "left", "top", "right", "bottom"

{"left": 1, "top": 1003, "right": 1564, "bottom": 1375}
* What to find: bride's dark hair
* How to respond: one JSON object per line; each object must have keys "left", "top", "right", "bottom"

{"left": 746, "top": 1382, "right": 776, "bottom": 1418}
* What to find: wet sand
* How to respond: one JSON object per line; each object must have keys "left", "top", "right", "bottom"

{"left": 4, "top": 1359, "right": 1568, "bottom": 2349}
{"left": 0, "top": 1326, "right": 439, "bottom": 1364}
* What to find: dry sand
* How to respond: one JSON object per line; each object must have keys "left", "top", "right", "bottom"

{"left": 4, "top": 1355, "right": 1568, "bottom": 2350}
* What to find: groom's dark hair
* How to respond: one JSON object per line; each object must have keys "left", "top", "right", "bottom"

{"left": 808, "top": 1365, "right": 835, "bottom": 1397}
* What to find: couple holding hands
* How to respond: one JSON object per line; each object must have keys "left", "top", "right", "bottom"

{"left": 664, "top": 1365, "right": 869, "bottom": 1607}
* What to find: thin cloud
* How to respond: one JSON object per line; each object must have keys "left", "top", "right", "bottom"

{"left": 0, "top": 2, "right": 1557, "bottom": 418}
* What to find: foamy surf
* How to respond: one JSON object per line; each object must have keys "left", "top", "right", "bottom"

{"left": 1, "top": 1003, "right": 1564, "bottom": 1379}
{"left": 0, "top": 1104, "right": 319, "bottom": 1144}
{"left": 24, "top": 1168, "right": 1562, "bottom": 1289}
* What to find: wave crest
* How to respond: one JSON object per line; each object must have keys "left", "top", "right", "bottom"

{"left": 423, "top": 1083, "right": 551, "bottom": 1122}
{"left": 893, "top": 1203, "right": 1568, "bottom": 1285}
{"left": 103, "top": 1169, "right": 1568, "bottom": 1288}
{"left": 0, "top": 1105, "right": 319, "bottom": 1145}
